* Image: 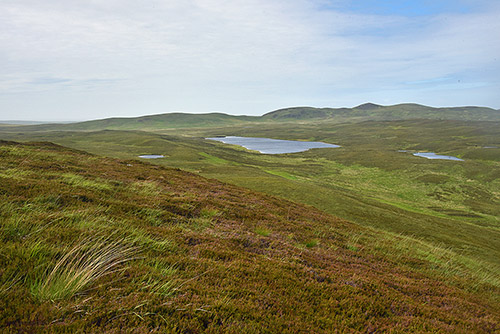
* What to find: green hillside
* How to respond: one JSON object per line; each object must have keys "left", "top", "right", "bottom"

{"left": 1, "top": 141, "right": 499, "bottom": 332}
{"left": 66, "top": 112, "right": 261, "bottom": 130}
{"left": 1, "top": 119, "right": 499, "bottom": 268}
{"left": 1, "top": 104, "right": 499, "bottom": 332}
{"left": 262, "top": 103, "right": 500, "bottom": 122}
{"left": 1, "top": 119, "right": 499, "bottom": 264}
{"left": 1, "top": 104, "right": 499, "bottom": 133}
{"left": 0, "top": 113, "right": 261, "bottom": 132}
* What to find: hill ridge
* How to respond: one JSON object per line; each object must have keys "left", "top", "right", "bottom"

{"left": 353, "top": 102, "right": 383, "bottom": 110}
{"left": 261, "top": 103, "right": 499, "bottom": 122}
{"left": 1, "top": 103, "right": 499, "bottom": 131}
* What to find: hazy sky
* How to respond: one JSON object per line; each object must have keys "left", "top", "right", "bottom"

{"left": 1, "top": 0, "right": 499, "bottom": 121}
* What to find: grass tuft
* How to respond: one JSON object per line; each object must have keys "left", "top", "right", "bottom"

{"left": 305, "top": 239, "right": 319, "bottom": 248}
{"left": 254, "top": 227, "right": 271, "bottom": 237}
{"left": 31, "top": 236, "right": 138, "bottom": 301}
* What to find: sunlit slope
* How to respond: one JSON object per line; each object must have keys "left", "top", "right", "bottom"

{"left": 0, "top": 112, "right": 261, "bottom": 131}
{"left": 1, "top": 141, "right": 499, "bottom": 332}
{"left": 1, "top": 104, "right": 499, "bottom": 133}
{"left": 1, "top": 120, "right": 498, "bottom": 270}
{"left": 262, "top": 103, "right": 500, "bottom": 122}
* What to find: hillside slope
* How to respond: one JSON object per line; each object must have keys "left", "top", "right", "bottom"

{"left": 0, "top": 113, "right": 261, "bottom": 132}
{"left": 262, "top": 103, "right": 500, "bottom": 122}
{"left": 65, "top": 112, "right": 261, "bottom": 130}
{"left": 1, "top": 141, "right": 499, "bottom": 332}
{"left": 1, "top": 104, "right": 498, "bottom": 133}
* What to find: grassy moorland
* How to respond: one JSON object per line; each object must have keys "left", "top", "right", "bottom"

{"left": 0, "top": 113, "right": 262, "bottom": 132}
{"left": 1, "top": 105, "right": 499, "bottom": 332}
{"left": 1, "top": 103, "right": 498, "bottom": 133}
{"left": 262, "top": 104, "right": 500, "bottom": 122}
{"left": 2, "top": 118, "right": 498, "bottom": 268}
{"left": 1, "top": 140, "right": 499, "bottom": 332}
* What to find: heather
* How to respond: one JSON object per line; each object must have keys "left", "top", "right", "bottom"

{"left": 1, "top": 141, "right": 498, "bottom": 332}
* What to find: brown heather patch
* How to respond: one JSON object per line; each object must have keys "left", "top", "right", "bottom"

{"left": 0, "top": 140, "right": 499, "bottom": 333}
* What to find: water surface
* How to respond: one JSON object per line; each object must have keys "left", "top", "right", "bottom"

{"left": 206, "top": 136, "right": 340, "bottom": 154}
{"left": 138, "top": 155, "right": 165, "bottom": 159}
{"left": 413, "top": 152, "right": 463, "bottom": 161}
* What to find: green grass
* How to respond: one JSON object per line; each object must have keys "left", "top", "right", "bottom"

{"left": 263, "top": 169, "right": 298, "bottom": 180}
{"left": 1, "top": 141, "right": 498, "bottom": 332}
{"left": 199, "top": 152, "right": 232, "bottom": 165}
{"left": 0, "top": 168, "right": 31, "bottom": 180}
{"left": 1, "top": 121, "right": 498, "bottom": 265}
{"left": 1, "top": 116, "right": 500, "bottom": 332}
{"left": 254, "top": 227, "right": 271, "bottom": 237}
{"left": 136, "top": 260, "right": 178, "bottom": 297}
{"left": 61, "top": 173, "right": 113, "bottom": 191}
{"left": 305, "top": 239, "right": 319, "bottom": 248}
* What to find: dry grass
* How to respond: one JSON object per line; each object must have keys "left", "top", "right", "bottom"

{"left": 31, "top": 236, "right": 138, "bottom": 301}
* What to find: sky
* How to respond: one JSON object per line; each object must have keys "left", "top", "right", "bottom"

{"left": 0, "top": 0, "right": 499, "bottom": 121}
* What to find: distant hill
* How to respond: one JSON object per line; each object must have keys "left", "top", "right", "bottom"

{"left": 0, "top": 120, "right": 71, "bottom": 125}
{"left": 261, "top": 106, "right": 352, "bottom": 120}
{"left": 64, "top": 112, "right": 262, "bottom": 130}
{"left": 0, "top": 112, "right": 262, "bottom": 132}
{"left": 353, "top": 102, "right": 382, "bottom": 110}
{"left": 1, "top": 103, "right": 498, "bottom": 133}
{"left": 262, "top": 103, "right": 500, "bottom": 122}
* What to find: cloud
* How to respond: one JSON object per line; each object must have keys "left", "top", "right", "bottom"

{"left": 28, "top": 77, "right": 72, "bottom": 85}
{"left": 0, "top": 0, "right": 499, "bottom": 120}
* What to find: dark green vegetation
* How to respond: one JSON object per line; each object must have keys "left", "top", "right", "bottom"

{"left": 1, "top": 104, "right": 500, "bottom": 332}
{"left": 1, "top": 141, "right": 499, "bottom": 332}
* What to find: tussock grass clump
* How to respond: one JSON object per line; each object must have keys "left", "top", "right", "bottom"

{"left": 200, "top": 208, "right": 219, "bottom": 219}
{"left": 305, "top": 239, "right": 319, "bottom": 248}
{"left": 31, "top": 236, "right": 138, "bottom": 301}
{"left": 254, "top": 227, "right": 271, "bottom": 237}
